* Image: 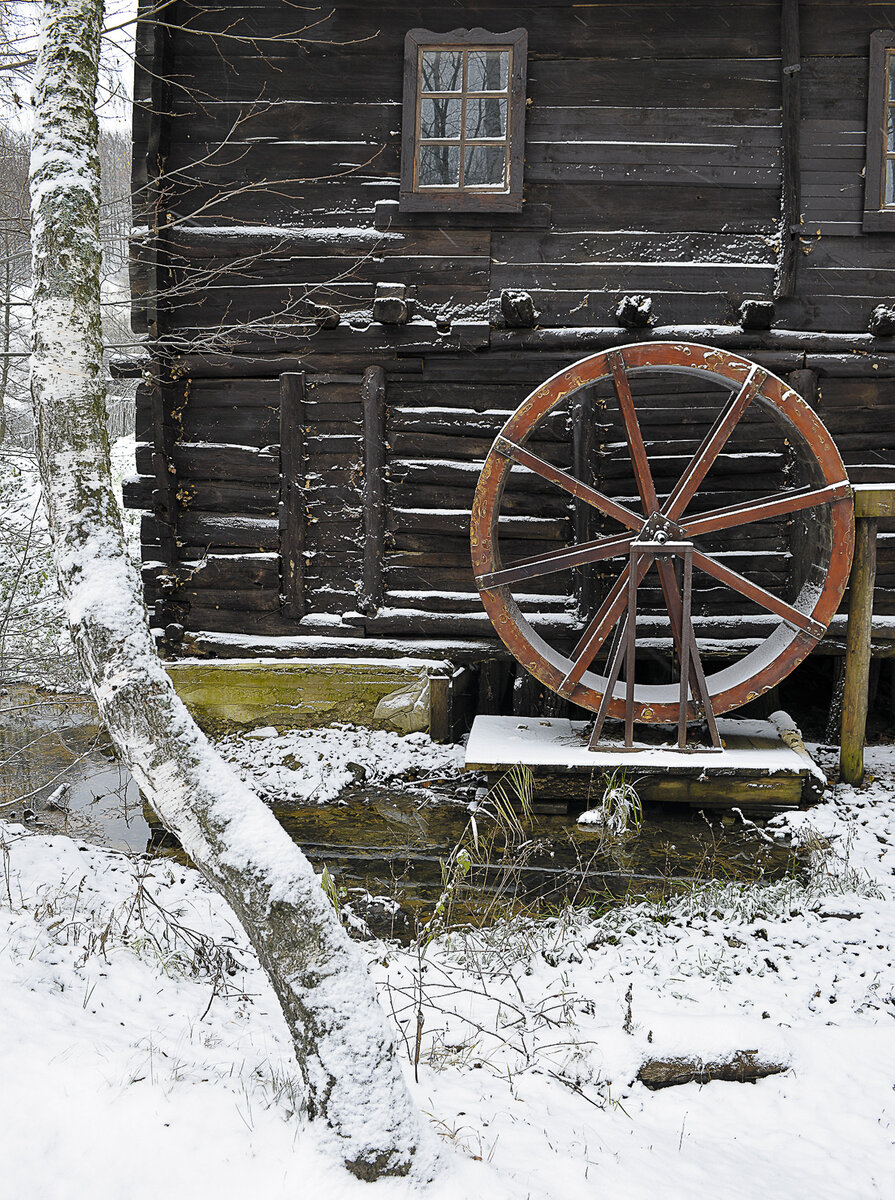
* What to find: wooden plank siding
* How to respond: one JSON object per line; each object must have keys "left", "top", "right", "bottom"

{"left": 126, "top": 0, "right": 895, "bottom": 656}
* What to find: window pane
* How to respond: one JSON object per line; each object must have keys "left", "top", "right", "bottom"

{"left": 465, "top": 98, "right": 507, "bottom": 140}
{"left": 465, "top": 144, "right": 506, "bottom": 186}
{"left": 421, "top": 97, "right": 461, "bottom": 139}
{"left": 888, "top": 105, "right": 895, "bottom": 151}
{"left": 888, "top": 53, "right": 895, "bottom": 99}
{"left": 467, "top": 50, "right": 509, "bottom": 92}
{"left": 886, "top": 158, "right": 895, "bottom": 206}
{"left": 421, "top": 50, "right": 462, "bottom": 93}
{"left": 419, "top": 144, "right": 460, "bottom": 186}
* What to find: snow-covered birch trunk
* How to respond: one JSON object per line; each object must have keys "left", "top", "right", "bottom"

{"left": 28, "top": 0, "right": 423, "bottom": 1179}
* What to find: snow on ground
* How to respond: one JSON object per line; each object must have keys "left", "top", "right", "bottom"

{"left": 2, "top": 740, "right": 895, "bottom": 1198}
{"left": 216, "top": 724, "right": 465, "bottom": 805}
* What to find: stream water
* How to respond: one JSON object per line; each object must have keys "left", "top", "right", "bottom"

{"left": 0, "top": 686, "right": 804, "bottom": 939}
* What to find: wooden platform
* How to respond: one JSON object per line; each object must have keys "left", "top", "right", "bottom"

{"left": 465, "top": 715, "right": 826, "bottom": 812}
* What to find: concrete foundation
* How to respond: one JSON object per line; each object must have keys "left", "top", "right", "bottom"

{"left": 164, "top": 657, "right": 471, "bottom": 740}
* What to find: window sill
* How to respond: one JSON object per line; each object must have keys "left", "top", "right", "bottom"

{"left": 399, "top": 190, "right": 523, "bottom": 214}
{"left": 375, "top": 198, "right": 550, "bottom": 230}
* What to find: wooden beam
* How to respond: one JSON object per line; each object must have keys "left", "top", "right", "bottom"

{"left": 778, "top": 0, "right": 802, "bottom": 298}
{"left": 840, "top": 516, "right": 878, "bottom": 785}
{"left": 278, "top": 372, "right": 306, "bottom": 619}
{"left": 360, "top": 365, "right": 387, "bottom": 615}
{"left": 853, "top": 484, "right": 895, "bottom": 519}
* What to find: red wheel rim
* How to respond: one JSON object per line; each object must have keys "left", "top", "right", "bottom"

{"left": 470, "top": 342, "right": 854, "bottom": 722}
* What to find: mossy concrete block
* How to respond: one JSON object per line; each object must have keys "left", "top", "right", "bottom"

{"left": 164, "top": 658, "right": 449, "bottom": 737}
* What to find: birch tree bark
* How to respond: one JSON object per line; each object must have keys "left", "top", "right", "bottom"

{"left": 28, "top": 0, "right": 423, "bottom": 1179}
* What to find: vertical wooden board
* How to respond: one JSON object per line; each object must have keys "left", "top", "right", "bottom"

{"left": 279, "top": 372, "right": 305, "bottom": 618}
{"left": 146, "top": 365, "right": 179, "bottom": 570}
{"left": 779, "top": 0, "right": 802, "bottom": 298}
{"left": 360, "top": 366, "right": 386, "bottom": 614}
{"left": 301, "top": 374, "right": 366, "bottom": 616}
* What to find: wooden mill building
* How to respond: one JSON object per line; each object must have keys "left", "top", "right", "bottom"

{"left": 125, "top": 0, "right": 895, "bottom": 731}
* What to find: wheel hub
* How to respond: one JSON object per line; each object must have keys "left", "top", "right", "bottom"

{"left": 636, "top": 511, "right": 685, "bottom": 545}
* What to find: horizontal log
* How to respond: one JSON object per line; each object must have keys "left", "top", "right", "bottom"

{"left": 388, "top": 508, "right": 570, "bottom": 540}
{"left": 389, "top": 531, "right": 571, "bottom": 560}
{"left": 165, "top": 225, "right": 490, "bottom": 261}
{"left": 491, "top": 229, "right": 778, "bottom": 267}
{"left": 172, "top": 6, "right": 781, "bottom": 60}
{"left": 146, "top": 352, "right": 422, "bottom": 380}
{"left": 388, "top": 431, "right": 571, "bottom": 463}
{"left": 524, "top": 160, "right": 779, "bottom": 187}
{"left": 136, "top": 442, "right": 280, "bottom": 483}
{"left": 170, "top": 553, "right": 279, "bottom": 590}
{"left": 387, "top": 589, "right": 571, "bottom": 614}
{"left": 164, "top": 245, "right": 491, "bottom": 289}
{"left": 176, "top": 586, "right": 280, "bottom": 613}
{"left": 154, "top": 377, "right": 280, "bottom": 405}
{"left": 637, "top": 1052, "right": 787, "bottom": 1090}
{"left": 126, "top": 475, "right": 278, "bottom": 516}
{"left": 532, "top": 181, "right": 780, "bottom": 234}
{"left": 390, "top": 482, "right": 570, "bottom": 518}
{"left": 361, "top": 607, "right": 579, "bottom": 638}
{"left": 388, "top": 406, "right": 568, "bottom": 441}
{"left": 525, "top": 105, "right": 782, "bottom": 141}
{"left": 492, "top": 261, "right": 777, "bottom": 292}
{"left": 178, "top": 513, "right": 280, "bottom": 549}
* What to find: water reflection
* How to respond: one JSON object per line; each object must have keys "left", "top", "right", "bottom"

{"left": 0, "top": 685, "right": 149, "bottom": 850}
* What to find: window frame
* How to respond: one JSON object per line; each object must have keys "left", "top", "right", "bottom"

{"left": 399, "top": 27, "right": 528, "bottom": 213}
{"left": 863, "top": 29, "right": 895, "bottom": 231}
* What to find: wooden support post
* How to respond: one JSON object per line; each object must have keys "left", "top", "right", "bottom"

{"left": 840, "top": 515, "right": 877, "bottom": 783}
{"left": 428, "top": 674, "right": 452, "bottom": 744}
{"left": 360, "top": 365, "right": 387, "bottom": 615}
{"left": 278, "top": 372, "right": 306, "bottom": 619}
{"left": 476, "top": 657, "right": 513, "bottom": 716}
{"left": 840, "top": 485, "right": 895, "bottom": 782}
{"left": 778, "top": 0, "right": 801, "bottom": 299}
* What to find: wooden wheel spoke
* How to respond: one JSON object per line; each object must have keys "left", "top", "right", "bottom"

{"left": 684, "top": 480, "right": 852, "bottom": 538}
{"left": 494, "top": 435, "right": 644, "bottom": 532}
{"left": 560, "top": 556, "right": 653, "bottom": 693}
{"left": 476, "top": 532, "right": 634, "bottom": 590}
{"left": 665, "top": 366, "right": 768, "bottom": 521}
{"left": 608, "top": 349, "right": 659, "bottom": 513}
{"left": 691, "top": 548, "right": 825, "bottom": 638}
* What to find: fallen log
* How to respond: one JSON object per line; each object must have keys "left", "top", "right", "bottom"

{"left": 638, "top": 1050, "right": 788, "bottom": 1090}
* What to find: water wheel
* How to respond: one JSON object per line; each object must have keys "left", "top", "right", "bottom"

{"left": 470, "top": 342, "right": 854, "bottom": 746}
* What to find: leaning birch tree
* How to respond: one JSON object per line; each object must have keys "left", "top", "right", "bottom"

{"left": 28, "top": 0, "right": 423, "bottom": 1179}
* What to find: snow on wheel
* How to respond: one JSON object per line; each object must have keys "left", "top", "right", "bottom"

{"left": 470, "top": 342, "right": 854, "bottom": 728}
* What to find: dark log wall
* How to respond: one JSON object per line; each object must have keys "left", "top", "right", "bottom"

{"left": 127, "top": 0, "right": 895, "bottom": 656}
